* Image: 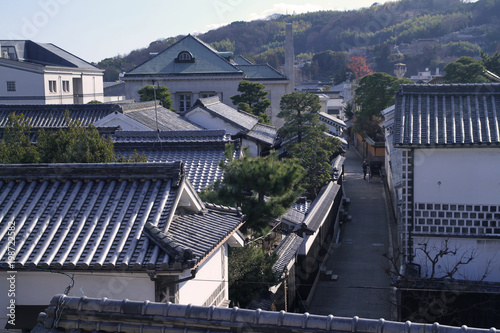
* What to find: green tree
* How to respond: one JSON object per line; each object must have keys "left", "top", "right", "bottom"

{"left": 443, "top": 56, "right": 488, "bottom": 83}
{"left": 138, "top": 85, "right": 175, "bottom": 110}
{"left": 278, "top": 92, "right": 322, "bottom": 144}
{"left": 230, "top": 80, "right": 271, "bottom": 124}
{"left": 354, "top": 72, "right": 412, "bottom": 138}
{"left": 481, "top": 51, "right": 500, "bottom": 75}
{"left": 201, "top": 148, "right": 305, "bottom": 236}
{"left": 0, "top": 113, "right": 39, "bottom": 163}
{"left": 229, "top": 246, "right": 278, "bottom": 307}
{"left": 288, "top": 134, "right": 341, "bottom": 198}
{"left": 37, "top": 114, "right": 115, "bottom": 163}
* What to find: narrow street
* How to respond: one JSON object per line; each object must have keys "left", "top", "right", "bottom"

{"left": 308, "top": 146, "right": 395, "bottom": 320}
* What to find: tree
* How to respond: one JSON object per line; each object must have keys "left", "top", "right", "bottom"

{"left": 354, "top": 72, "right": 412, "bottom": 138}
{"left": 481, "top": 51, "right": 500, "bottom": 75}
{"left": 348, "top": 54, "right": 374, "bottom": 81}
{"left": 201, "top": 148, "right": 305, "bottom": 236}
{"left": 0, "top": 113, "right": 39, "bottom": 164}
{"left": 288, "top": 134, "right": 341, "bottom": 198}
{"left": 278, "top": 92, "right": 322, "bottom": 144}
{"left": 229, "top": 246, "right": 278, "bottom": 308}
{"left": 230, "top": 80, "right": 271, "bottom": 124}
{"left": 138, "top": 85, "right": 175, "bottom": 110}
{"left": 443, "top": 56, "right": 488, "bottom": 83}
{"left": 0, "top": 112, "right": 146, "bottom": 164}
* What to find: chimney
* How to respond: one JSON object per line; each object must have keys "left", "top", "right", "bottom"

{"left": 285, "top": 23, "right": 295, "bottom": 93}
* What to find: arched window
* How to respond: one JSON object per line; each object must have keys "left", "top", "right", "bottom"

{"left": 175, "top": 51, "right": 195, "bottom": 63}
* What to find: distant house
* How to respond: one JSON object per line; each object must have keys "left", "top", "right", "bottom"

{"left": 0, "top": 163, "right": 244, "bottom": 330}
{"left": 0, "top": 40, "right": 104, "bottom": 104}
{"left": 183, "top": 96, "right": 277, "bottom": 156}
{"left": 387, "top": 83, "right": 500, "bottom": 283}
{"left": 121, "top": 35, "right": 290, "bottom": 128}
{"left": 318, "top": 111, "right": 347, "bottom": 138}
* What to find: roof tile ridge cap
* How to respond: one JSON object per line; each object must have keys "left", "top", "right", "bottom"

{"left": 253, "top": 122, "right": 277, "bottom": 130}
{"left": 143, "top": 221, "right": 194, "bottom": 260}
{"left": 204, "top": 202, "right": 241, "bottom": 214}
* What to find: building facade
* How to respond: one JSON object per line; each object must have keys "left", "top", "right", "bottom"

{"left": 0, "top": 41, "right": 104, "bottom": 104}
{"left": 391, "top": 84, "right": 500, "bottom": 282}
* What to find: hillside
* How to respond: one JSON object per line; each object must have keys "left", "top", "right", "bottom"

{"left": 97, "top": 0, "right": 500, "bottom": 82}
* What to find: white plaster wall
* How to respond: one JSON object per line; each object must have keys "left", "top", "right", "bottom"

{"left": 413, "top": 148, "right": 500, "bottom": 205}
{"left": 81, "top": 73, "right": 104, "bottom": 103}
{"left": 0, "top": 66, "right": 45, "bottom": 104}
{"left": 43, "top": 73, "right": 74, "bottom": 104}
{"left": 185, "top": 108, "right": 241, "bottom": 135}
{"left": 178, "top": 246, "right": 227, "bottom": 305}
{"left": 413, "top": 236, "right": 500, "bottom": 282}
{"left": 0, "top": 270, "right": 154, "bottom": 328}
{"left": 241, "top": 138, "right": 259, "bottom": 157}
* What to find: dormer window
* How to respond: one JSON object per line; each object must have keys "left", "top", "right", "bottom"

{"left": 175, "top": 51, "right": 195, "bottom": 63}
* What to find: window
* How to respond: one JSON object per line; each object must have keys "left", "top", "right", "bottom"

{"left": 62, "top": 80, "right": 70, "bottom": 92}
{"left": 178, "top": 93, "right": 192, "bottom": 112}
{"left": 6, "top": 81, "right": 15, "bottom": 92}
{"left": 155, "top": 276, "right": 179, "bottom": 303}
{"left": 175, "top": 51, "right": 195, "bottom": 63}
{"left": 200, "top": 92, "right": 216, "bottom": 98}
{"left": 49, "top": 80, "right": 57, "bottom": 93}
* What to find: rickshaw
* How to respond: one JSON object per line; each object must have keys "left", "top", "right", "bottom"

{"left": 368, "top": 161, "right": 383, "bottom": 182}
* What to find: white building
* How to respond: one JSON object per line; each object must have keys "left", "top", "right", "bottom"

{"left": 388, "top": 83, "right": 500, "bottom": 282}
{"left": 121, "top": 35, "right": 290, "bottom": 128}
{"left": 0, "top": 41, "right": 104, "bottom": 104}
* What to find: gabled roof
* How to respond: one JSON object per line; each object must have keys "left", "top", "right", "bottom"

{"left": 113, "top": 130, "right": 235, "bottom": 192}
{"left": 188, "top": 96, "right": 259, "bottom": 130}
{"left": 233, "top": 55, "right": 253, "bottom": 65}
{"left": 33, "top": 294, "right": 491, "bottom": 333}
{"left": 118, "top": 101, "right": 201, "bottom": 131}
{"left": 0, "top": 40, "right": 97, "bottom": 69}
{"left": 187, "top": 97, "right": 277, "bottom": 146}
{"left": 394, "top": 84, "right": 500, "bottom": 147}
{"left": 0, "top": 163, "right": 243, "bottom": 271}
{"left": 318, "top": 112, "right": 347, "bottom": 128}
{"left": 124, "top": 35, "right": 243, "bottom": 77}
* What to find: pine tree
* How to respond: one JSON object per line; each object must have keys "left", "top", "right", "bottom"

{"left": 230, "top": 80, "right": 271, "bottom": 124}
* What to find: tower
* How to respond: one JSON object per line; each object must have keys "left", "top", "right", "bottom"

{"left": 285, "top": 23, "right": 295, "bottom": 93}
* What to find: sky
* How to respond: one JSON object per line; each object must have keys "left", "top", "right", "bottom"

{"left": 0, "top": 0, "right": 396, "bottom": 63}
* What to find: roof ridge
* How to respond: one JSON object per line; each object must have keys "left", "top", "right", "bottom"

{"left": 143, "top": 222, "right": 196, "bottom": 265}
{"left": 204, "top": 202, "right": 242, "bottom": 216}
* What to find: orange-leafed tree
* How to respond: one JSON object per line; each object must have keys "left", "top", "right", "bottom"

{"left": 348, "top": 54, "right": 373, "bottom": 81}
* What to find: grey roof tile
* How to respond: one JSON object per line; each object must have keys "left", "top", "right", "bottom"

{"left": 0, "top": 163, "right": 243, "bottom": 271}
{"left": 0, "top": 104, "right": 120, "bottom": 128}
{"left": 394, "top": 84, "right": 500, "bottom": 147}
{"left": 113, "top": 130, "right": 234, "bottom": 192}
{"left": 237, "top": 64, "right": 287, "bottom": 80}
{"left": 303, "top": 182, "right": 341, "bottom": 231}
{"left": 34, "top": 294, "right": 492, "bottom": 333}
{"left": 246, "top": 123, "right": 277, "bottom": 145}
{"left": 190, "top": 97, "right": 259, "bottom": 131}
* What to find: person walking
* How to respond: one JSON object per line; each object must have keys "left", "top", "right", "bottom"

{"left": 362, "top": 159, "right": 368, "bottom": 180}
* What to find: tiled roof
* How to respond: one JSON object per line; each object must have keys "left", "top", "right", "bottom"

{"left": 237, "top": 64, "right": 287, "bottom": 80}
{"left": 113, "top": 130, "right": 234, "bottom": 192}
{"left": 303, "top": 182, "right": 341, "bottom": 232}
{"left": 33, "top": 294, "right": 494, "bottom": 333}
{"left": 0, "top": 104, "right": 120, "bottom": 128}
{"left": 318, "top": 112, "right": 347, "bottom": 128}
{"left": 190, "top": 96, "right": 259, "bottom": 131}
{"left": 0, "top": 40, "right": 97, "bottom": 69}
{"left": 394, "top": 84, "right": 500, "bottom": 147}
{"left": 121, "top": 102, "right": 202, "bottom": 131}
{"left": 0, "top": 163, "right": 243, "bottom": 271}
{"left": 246, "top": 123, "right": 277, "bottom": 146}
{"left": 125, "top": 35, "right": 243, "bottom": 77}
{"left": 273, "top": 233, "right": 303, "bottom": 276}
{"left": 233, "top": 55, "right": 253, "bottom": 65}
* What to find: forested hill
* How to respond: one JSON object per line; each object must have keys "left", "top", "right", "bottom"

{"left": 97, "top": 0, "right": 500, "bottom": 82}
